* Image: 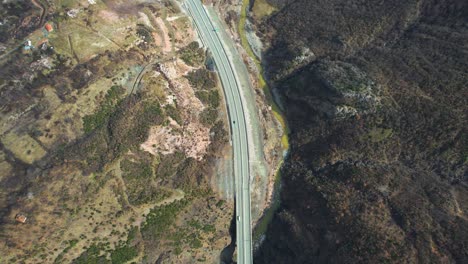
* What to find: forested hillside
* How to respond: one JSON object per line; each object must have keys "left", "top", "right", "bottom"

{"left": 254, "top": 0, "right": 467, "bottom": 263}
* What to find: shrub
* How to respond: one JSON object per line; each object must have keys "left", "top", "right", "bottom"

{"left": 195, "top": 90, "right": 220, "bottom": 109}
{"left": 186, "top": 68, "right": 216, "bottom": 90}
{"left": 179, "top": 42, "right": 205, "bottom": 66}
{"left": 83, "top": 85, "right": 125, "bottom": 133}
{"left": 199, "top": 108, "right": 218, "bottom": 126}
{"left": 110, "top": 245, "right": 138, "bottom": 264}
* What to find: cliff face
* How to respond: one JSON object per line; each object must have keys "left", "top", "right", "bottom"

{"left": 254, "top": 0, "right": 468, "bottom": 263}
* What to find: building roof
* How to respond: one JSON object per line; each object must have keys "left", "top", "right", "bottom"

{"left": 15, "top": 213, "right": 27, "bottom": 224}
{"left": 44, "top": 23, "right": 53, "bottom": 32}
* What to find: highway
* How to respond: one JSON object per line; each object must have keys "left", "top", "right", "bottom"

{"left": 183, "top": 0, "right": 253, "bottom": 263}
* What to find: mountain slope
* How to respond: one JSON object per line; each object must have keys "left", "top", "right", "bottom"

{"left": 254, "top": 0, "right": 467, "bottom": 263}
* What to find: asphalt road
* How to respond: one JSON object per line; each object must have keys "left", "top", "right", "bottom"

{"left": 183, "top": 1, "right": 253, "bottom": 263}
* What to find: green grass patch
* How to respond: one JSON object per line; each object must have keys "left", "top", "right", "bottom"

{"left": 252, "top": 0, "right": 277, "bottom": 20}
{"left": 202, "top": 224, "right": 216, "bottom": 233}
{"left": 142, "top": 103, "right": 163, "bottom": 118}
{"left": 215, "top": 200, "right": 225, "bottom": 208}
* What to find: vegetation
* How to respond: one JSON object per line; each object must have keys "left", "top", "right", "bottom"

{"left": 164, "top": 104, "right": 183, "bottom": 125}
{"left": 82, "top": 85, "right": 126, "bottom": 133}
{"left": 121, "top": 158, "right": 171, "bottom": 205}
{"left": 186, "top": 68, "right": 217, "bottom": 90}
{"left": 202, "top": 224, "right": 216, "bottom": 233}
{"left": 179, "top": 41, "right": 205, "bottom": 66}
{"left": 367, "top": 128, "right": 393, "bottom": 143}
{"left": 185, "top": 67, "right": 222, "bottom": 126}
{"left": 141, "top": 199, "right": 189, "bottom": 241}
{"left": 195, "top": 90, "right": 220, "bottom": 108}
{"left": 54, "top": 240, "right": 79, "bottom": 264}
{"left": 251, "top": 0, "right": 277, "bottom": 20}
{"left": 136, "top": 24, "right": 154, "bottom": 43}
{"left": 239, "top": 0, "right": 289, "bottom": 150}
{"left": 121, "top": 159, "right": 153, "bottom": 180}
{"left": 199, "top": 108, "right": 218, "bottom": 126}
{"left": 72, "top": 244, "right": 108, "bottom": 264}
{"left": 140, "top": 196, "right": 221, "bottom": 255}
{"left": 215, "top": 200, "right": 225, "bottom": 208}
{"left": 126, "top": 226, "right": 139, "bottom": 243}
{"left": 66, "top": 95, "right": 164, "bottom": 174}
{"left": 73, "top": 225, "right": 140, "bottom": 264}
{"left": 255, "top": 0, "right": 468, "bottom": 263}
{"left": 184, "top": 67, "right": 223, "bottom": 128}
{"left": 156, "top": 152, "right": 186, "bottom": 179}
{"left": 110, "top": 245, "right": 138, "bottom": 264}
{"left": 0, "top": 1, "right": 230, "bottom": 263}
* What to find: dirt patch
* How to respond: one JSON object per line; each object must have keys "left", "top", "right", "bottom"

{"left": 141, "top": 59, "right": 210, "bottom": 160}
{"left": 98, "top": 10, "right": 120, "bottom": 23}
{"left": 155, "top": 17, "right": 172, "bottom": 53}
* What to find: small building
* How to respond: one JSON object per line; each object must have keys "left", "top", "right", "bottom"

{"left": 44, "top": 23, "right": 53, "bottom": 32}
{"left": 23, "top": 39, "right": 33, "bottom": 51}
{"left": 37, "top": 39, "right": 49, "bottom": 50}
{"left": 15, "top": 213, "right": 27, "bottom": 224}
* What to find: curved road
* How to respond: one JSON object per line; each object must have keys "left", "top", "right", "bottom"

{"left": 183, "top": 1, "right": 252, "bottom": 263}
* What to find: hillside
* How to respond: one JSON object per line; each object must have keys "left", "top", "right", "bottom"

{"left": 0, "top": 1, "right": 233, "bottom": 263}
{"left": 253, "top": 0, "right": 467, "bottom": 263}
